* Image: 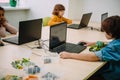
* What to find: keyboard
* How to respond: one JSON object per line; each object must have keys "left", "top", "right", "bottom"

{"left": 3, "top": 36, "right": 19, "bottom": 44}
{"left": 68, "top": 24, "right": 79, "bottom": 28}
{"left": 52, "top": 43, "right": 86, "bottom": 53}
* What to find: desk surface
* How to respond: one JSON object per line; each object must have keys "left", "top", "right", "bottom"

{"left": 0, "top": 24, "right": 108, "bottom": 80}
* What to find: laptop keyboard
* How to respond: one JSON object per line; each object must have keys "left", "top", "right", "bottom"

{"left": 52, "top": 43, "right": 86, "bottom": 53}
{"left": 68, "top": 24, "right": 79, "bottom": 28}
{"left": 52, "top": 44, "right": 70, "bottom": 53}
{"left": 69, "top": 45, "right": 86, "bottom": 53}
{"left": 7, "top": 37, "right": 18, "bottom": 41}
{"left": 3, "top": 36, "right": 18, "bottom": 43}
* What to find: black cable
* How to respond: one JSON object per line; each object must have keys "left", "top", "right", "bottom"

{"left": 37, "top": 39, "right": 42, "bottom": 49}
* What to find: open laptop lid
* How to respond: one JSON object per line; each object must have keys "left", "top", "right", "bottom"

{"left": 79, "top": 13, "right": 92, "bottom": 28}
{"left": 101, "top": 13, "right": 108, "bottom": 23}
{"left": 19, "top": 19, "right": 42, "bottom": 44}
{"left": 101, "top": 13, "right": 108, "bottom": 31}
{"left": 49, "top": 22, "right": 67, "bottom": 50}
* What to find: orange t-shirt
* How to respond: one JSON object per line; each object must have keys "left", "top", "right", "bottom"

{"left": 48, "top": 15, "right": 72, "bottom": 26}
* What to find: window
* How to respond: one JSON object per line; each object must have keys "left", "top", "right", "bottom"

{"left": 0, "top": 0, "right": 9, "bottom": 6}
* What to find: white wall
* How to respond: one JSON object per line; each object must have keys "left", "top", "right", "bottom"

{"left": 5, "top": 0, "right": 120, "bottom": 27}
{"left": 4, "top": 0, "right": 69, "bottom": 28}
{"left": 68, "top": 0, "right": 84, "bottom": 20}
{"left": 69, "top": 0, "right": 120, "bottom": 23}
{"left": 5, "top": 10, "right": 29, "bottom": 29}
{"left": 26, "top": 0, "right": 69, "bottom": 19}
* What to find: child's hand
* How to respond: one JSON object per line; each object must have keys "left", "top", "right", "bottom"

{"left": 0, "top": 17, "right": 7, "bottom": 25}
{"left": 79, "top": 40, "right": 96, "bottom": 46}
{"left": 60, "top": 51, "right": 72, "bottom": 59}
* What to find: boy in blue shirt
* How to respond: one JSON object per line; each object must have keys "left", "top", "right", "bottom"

{"left": 60, "top": 16, "right": 120, "bottom": 80}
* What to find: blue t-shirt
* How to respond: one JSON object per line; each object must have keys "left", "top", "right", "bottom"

{"left": 95, "top": 38, "right": 120, "bottom": 80}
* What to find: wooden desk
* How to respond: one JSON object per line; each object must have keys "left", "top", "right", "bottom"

{"left": 0, "top": 45, "right": 32, "bottom": 78}
{"left": 0, "top": 26, "right": 108, "bottom": 80}
{"left": 23, "top": 27, "right": 107, "bottom": 80}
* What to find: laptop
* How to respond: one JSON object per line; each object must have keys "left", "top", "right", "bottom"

{"left": 49, "top": 22, "right": 86, "bottom": 53}
{"left": 101, "top": 13, "right": 108, "bottom": 31}
{"left": 3, "top": 19, "right": 42, "bottom": 45}
{"left": 67, "top": 13, "right": 92, "bottom": 29}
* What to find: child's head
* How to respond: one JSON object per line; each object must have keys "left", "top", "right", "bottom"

{"left": 102, "top": 16, "right": 120, "bottom": 39}
{"left": 0, "top": 6, "right": 5, "bottom": 20}
{"left": 52, "top": 4, "right": 65, "bottom": 17}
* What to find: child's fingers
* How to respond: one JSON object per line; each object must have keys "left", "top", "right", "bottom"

{"left": 59, "top": 51, "right": 68, "bottom": 58}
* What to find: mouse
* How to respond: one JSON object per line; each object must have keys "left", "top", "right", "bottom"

{"left": 78, "top": 42, "right": 86, "bottom": 46}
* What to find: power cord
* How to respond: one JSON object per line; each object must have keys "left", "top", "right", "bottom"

{"left": 24, "top": 39, "right": 50, "bottom": 56}
{"left": 24, "top": 39, "right": 49, "bottom": 50}
{"left": 25, "top": 39, "right": 59, "bottom": 62}
{"left": 84, "top": 27, "right": 101, "bottom": 31}
{"left": 88, "top": 27, "right": 101, "bottom": 31}
{"left": 36, "top": 39, "right": 42, "bottom": 49}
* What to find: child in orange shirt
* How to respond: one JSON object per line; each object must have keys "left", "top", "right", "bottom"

{"left": 48, "top": 4, "right": 72, "bottom": 26}
{"left": 0, "top": 6, "right": 17, "bottom": 46}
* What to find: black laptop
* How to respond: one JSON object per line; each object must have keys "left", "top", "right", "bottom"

{"left": 68, "top": 13, "right": 92, "bottom": 29}
{"left": 101, "top": 13, "right": 108, "bottom": 31}
{"left": 3, "top": 19, "right": 42, "bottom": 45}
{"left": 49, "top": 22, "right": 86, "bottom": 53}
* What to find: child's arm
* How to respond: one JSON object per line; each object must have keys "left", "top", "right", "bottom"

{"left": 2, "top": 21, "right": 17, "bottom": 34}
{"left": 79, "top": 40, "right": 109, "bottom": 46}
{"left": 60, "top": 51, "right": 100, "bottom": 61}
{"left": 62, "top": 17, "right": 72, "bottom": 24}
{"left": 0, "top": 26, "right": 6, "bottom": 37}
{"left": 79, "top": 40, "right": 96, "bottom": 46}
{"left": 48, "top": 16, "right": 59, "bottom": 26}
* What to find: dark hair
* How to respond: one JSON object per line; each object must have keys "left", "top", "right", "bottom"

{"left": 102, "top": 16, "right": 120, "bottom": 39}
{"left": 52, "top": 4, "right": 65, "bottom": 16}
{"left": 0, "top": 6, "right": 5, "bottom": 12}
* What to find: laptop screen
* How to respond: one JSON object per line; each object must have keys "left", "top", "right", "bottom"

{"left": 80, "top": 13, "right": 92, "bottom": 27}
{"left": 49, "top": 22, "right": 67, "bottom": 49}
{"left": 19, "top": 19, "right": 42, "bottom": 44}
{"left": 101, "top": 13, "right": 108, "bottom": 23}
{"left": 101, "top": 13, "right": 108, "bottom": 31}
